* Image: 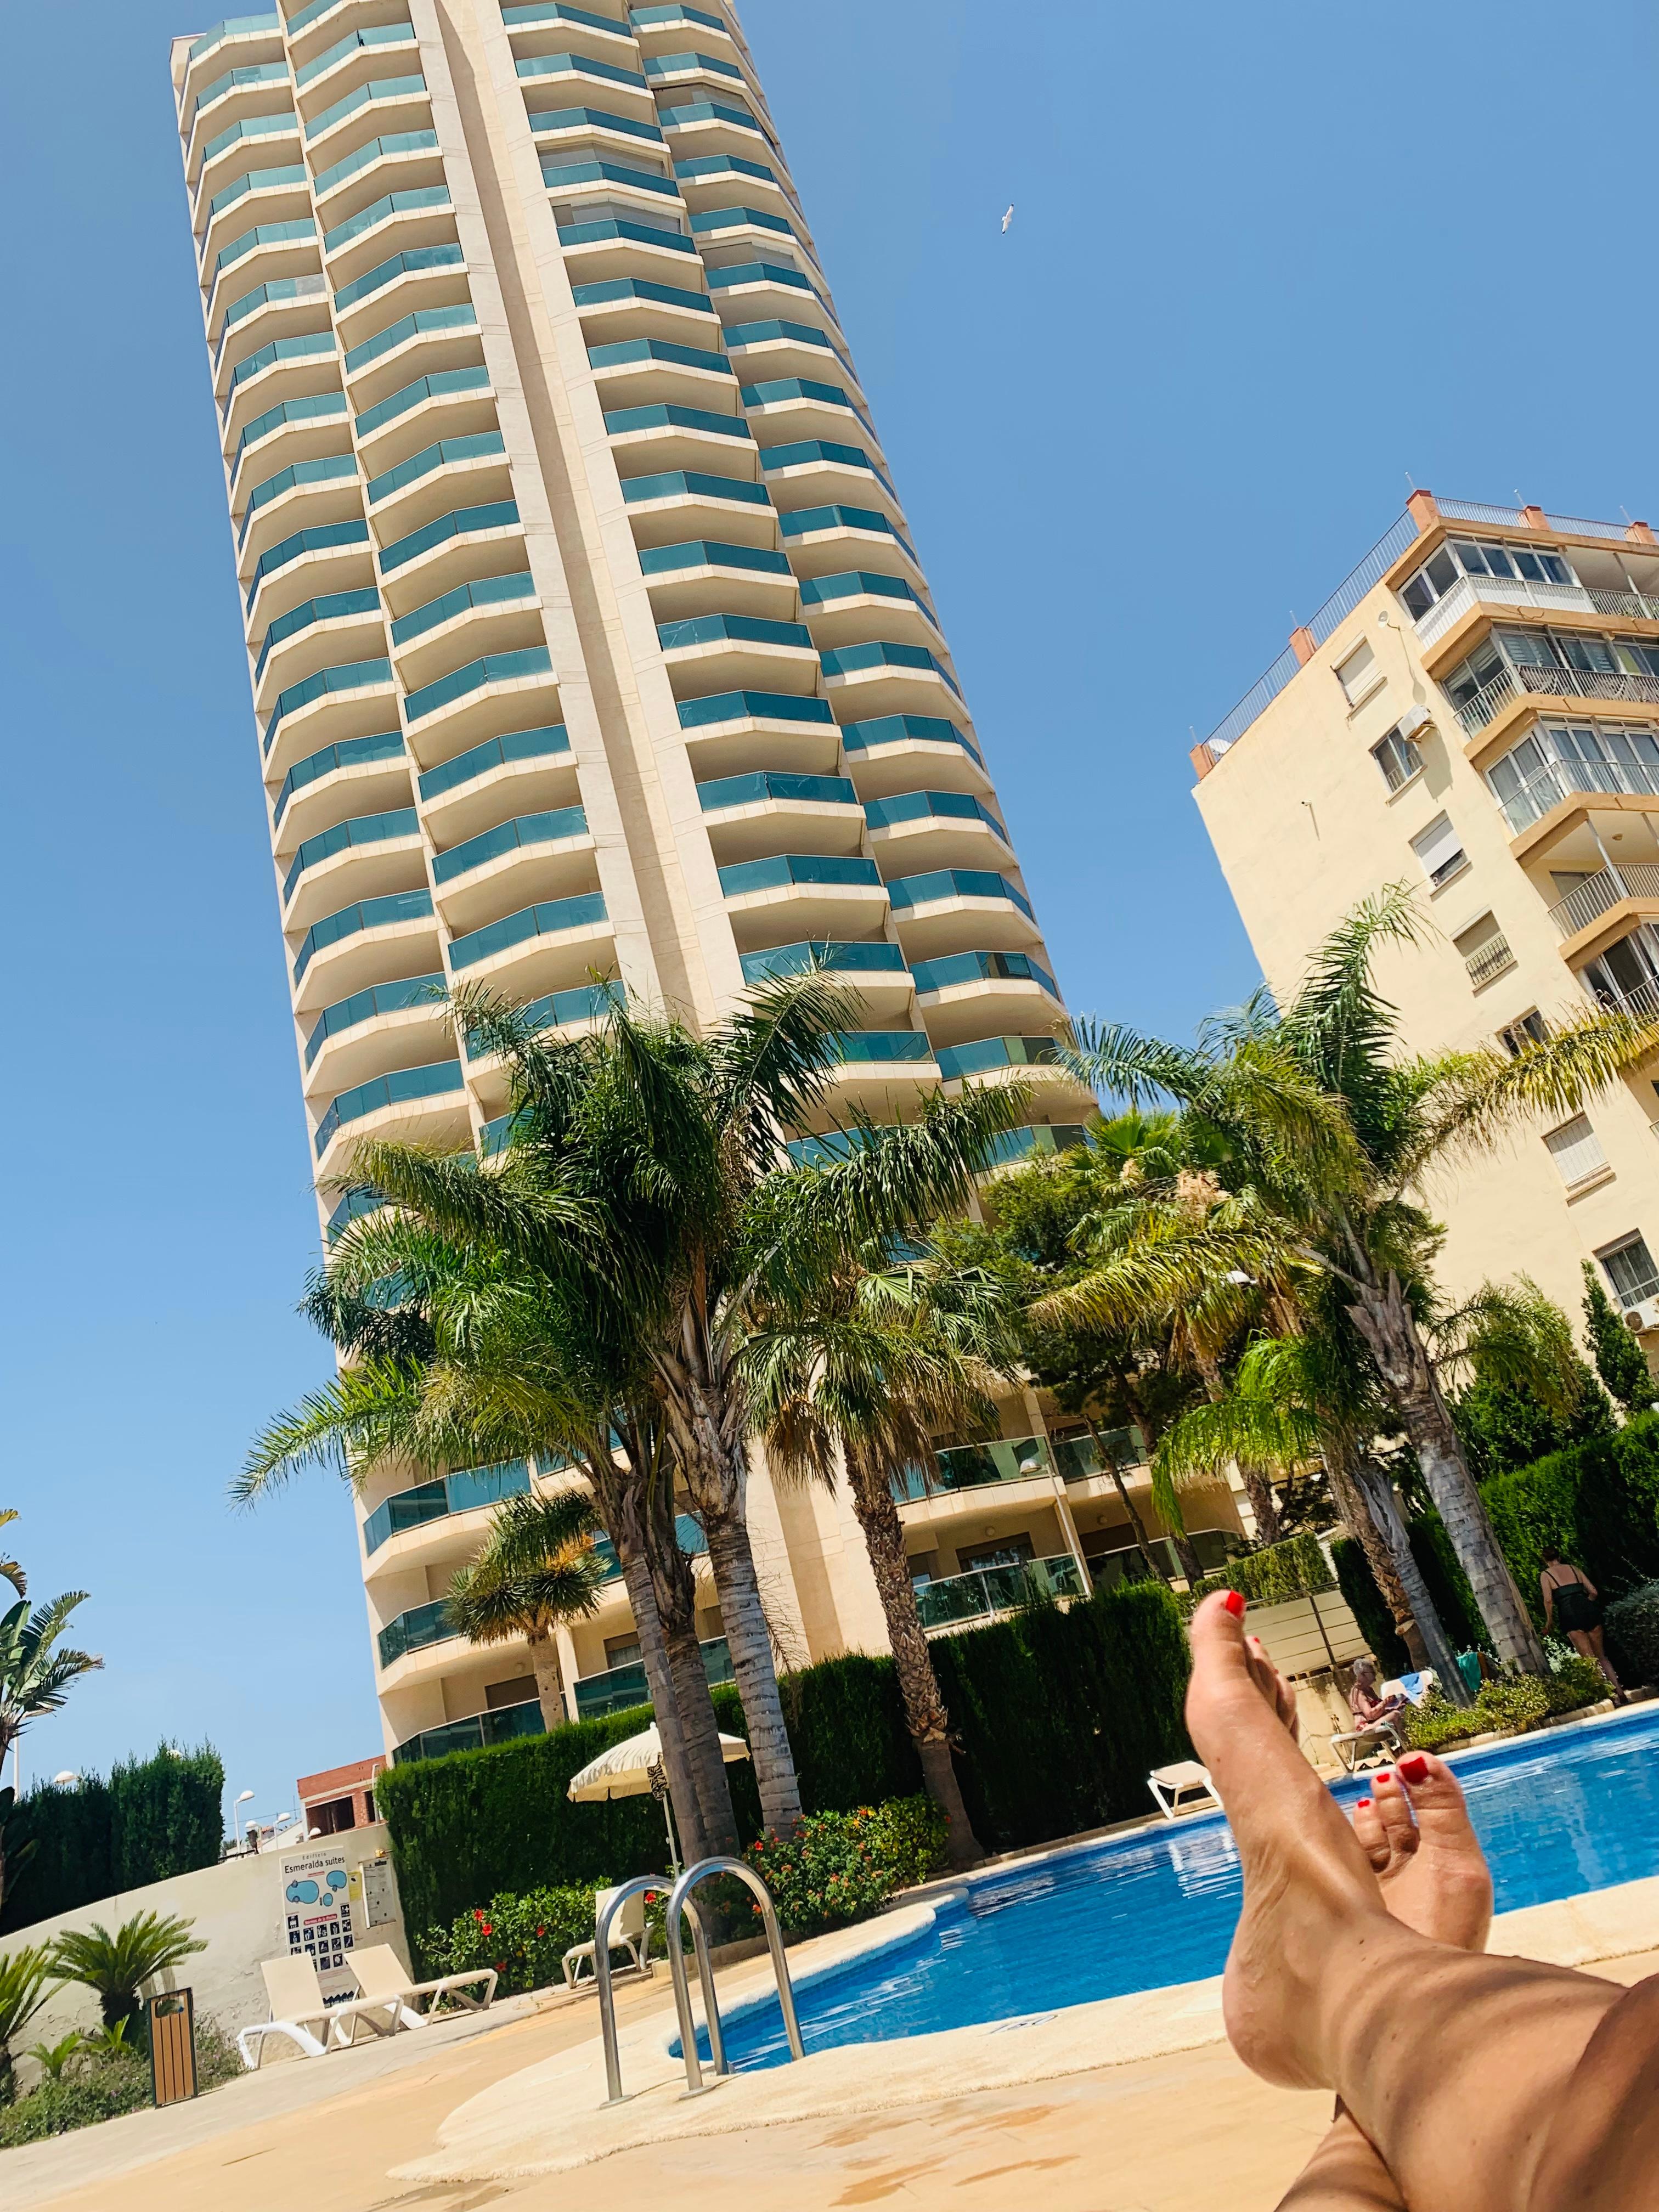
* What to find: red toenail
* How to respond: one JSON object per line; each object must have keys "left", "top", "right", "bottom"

{"left": 1398, "top": 1752, "right": 1429, "bottom": 1785}
{"left": 1221, "top": 1590, "right": 1245, "bottom": 1618}
{"left": 1357, "top": 1798, "right": 1372, "bottom": 1809}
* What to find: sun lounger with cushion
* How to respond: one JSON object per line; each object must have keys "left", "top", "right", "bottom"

{"left": 348, "top": 1942, "right": 498, "bottom": 2020}
{"left": 235, "top": 1954, "right": 412, "bottom": 2069}
{"left": 562, "top": 1884, "right": 654, "bottom": 1990}
{"left": 1147, "top": 1761, "right": 1220, "bottom": 1819}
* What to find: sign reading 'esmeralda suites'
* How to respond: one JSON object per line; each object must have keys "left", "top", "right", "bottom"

{"left": 278, "top": 1843, "right": 358, "bottom": 2000}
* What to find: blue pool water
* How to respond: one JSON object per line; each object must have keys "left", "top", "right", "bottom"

{"left": 715, "top": 1707, "right": 1659, "bottom": 2070}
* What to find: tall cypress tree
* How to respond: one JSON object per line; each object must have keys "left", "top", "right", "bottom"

{"left": 1582, "top": 1262, "right": 1658, "bottom": 1413}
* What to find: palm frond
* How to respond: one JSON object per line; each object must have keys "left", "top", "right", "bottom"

{"left": 1410, "top": 1008, "right": 1659, "bottom": 1167}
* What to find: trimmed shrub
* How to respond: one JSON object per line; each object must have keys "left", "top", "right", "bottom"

{"left": 776, "top": 1654, "right": 922, "bottom": 1812}
{"left": 744, "top": 1795, "right": 949, "bottom": 1936}
{"left": 1187, "top": 1532, "right": 1331, "bottom": 1608}
{"left": 862, "top": 1795, "right": 949, "bottom": 1889}
{"left": 419, "top": 1882, "right": 617, "bottom": 1997}
{"left": 0, "top": 1747, "right": 224, "bottom": 1937}
{"left": 1330, "top": 1536, "right": 1410, "bottom": 1677}
{"left": 1482, "top": 1416, "right": 1659, "bottom": 1629}
{"left": 1402, "top": 1662, "right": 1604, "bottom": 1752}
{"left": 1605, "top": 1581, "right": 1659, "bottom": 1685}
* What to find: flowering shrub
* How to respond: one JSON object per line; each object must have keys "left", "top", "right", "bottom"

{"left": 1403, "top": 1661, "right": 1606, "bottom": 1752}
{"left": 419, "top": 1880, "right": 617, "bottom": 1995}
{"left": 745, "top": 1796, "right": 949, "bottom": 1937}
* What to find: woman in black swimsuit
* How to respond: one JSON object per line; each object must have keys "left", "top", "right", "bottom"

{"left": 1540, "top": 1545, "right": 1622, "bottom": 1692}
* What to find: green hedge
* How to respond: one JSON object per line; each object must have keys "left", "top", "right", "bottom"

{"left": 1188, "top": 1532, "right": 1331, "bottom": 1609}
{"left": 0, "top": 1746, "right": 224, "bottom": 1936}
{"left": 380, "top": 1581, "right": 1192, "bottom": 1951}
{"left": 1331, "top": 1536, "right": 1409, "bottom": 1676}
{"left": 1481, "top": 1415, "right": 1659, "bottom": 1628}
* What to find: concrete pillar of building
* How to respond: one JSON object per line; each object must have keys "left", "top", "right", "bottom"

{"left": 1289, "top": 625, "right": 1317, "bottom": 665}
{"left": 1406, "top": 489, "right": 1441, "bottom": 532}
{"left": 554, "top": 1622, "right": 581, "bottom": 1724}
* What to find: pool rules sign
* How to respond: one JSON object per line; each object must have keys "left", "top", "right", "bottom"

{"left": 279, "top": 1843, "right": 358, "bottom": 1998}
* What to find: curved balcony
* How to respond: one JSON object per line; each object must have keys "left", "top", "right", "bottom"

{"left": 691, "top": 205, "right": 798, "bottom": 262}
{"left": 366, "top": 432, "right": 510, "bottom": 543}
{"left": 303, "top": 971, "right": 448, "bottom": 1098}
{"left": 633, "top": 4, "right": 737, "bottom": 52}
{"left": 911, "top": 948, "right": 1064, "bottom": 1046}
{"left": 777, "top": 498, "right": 919, "bottom": 579}
{"left": 393, "top": 1700, "right": 544, "bottom": 1764}
{"left": 573, "top": 1633, "right": 732, "bottom": 1722}
{"left": 638, "top": 537, "right": 795, "bottom": 620}
{"left": 935, "top": 1034, "right": 1090, "bottom": 1104}
{"left": 364, "top": 1453, "right": 531, "bottom": 1561}
{"left": 888, "top": 868, "right": 1037, "bottom": 957}
{"left": 402, "top": 645, "right": 558, "bottom": 765}
{"left": 656, "top": 97, "right": 768, "bottom": 161}
{"left": 281, "top": 804, "right": 424, "bottom": 926}
{"left": 215, "top": 269, "right": 330, "bottom": 386}
{"left": 207, "top": 224, "right": 322, "bottom": 346}
{"left": 723, "top": 315, "right": 851, "bottom": 390}
{"left": 742, "top": 376, "right": 871, "bottom": 454}
{"left": 587, "top": 336, "right": 734, "bottom": 412}
{"left": 821, "top": 640, "right": 963, "bottom": 722}
{"left": 375, "top": 1595, "right": 459, "bottom": 1675}
{"left": 292, "top": 884, "right": 437, "bottom": 1008}
{"left": 185, "top": 66, "right": 293, "bottom": 182}
{"left": 558, "top": 213, "right": 698, "bottom": 285}
{"left": 431, "top": 804, "right": 594, "bottom": 930}
{"left": 570, "top": 272, "right": 716, "bottom": 345}
{"left": 799, "top": 568, "right": 936, "bottom": 648}
{"left": 274, "top": 727, "right": 409, "bottom": 841}
{"left": 312, "top": 124, "right": 443, "bottom": 218}
{"left": 232, "top": 389, "right": 351, "bottom": 495}
{"left": 718, "top": 852, "right": 887, "bottom": 949}
{"left": 222, "top": 329, "right": 339, "bottom": 443}
{"left": 324, "top": 186, "right": 454, "bottom": 298}
{"left": 253, "top": 581, "right": 383, "bottom": 701}
{"left": 282, "top": 0, "right": 403, "bottom": 63}
{"left": 199, "top": 161, "right": 312, "bottom": 277}
{"left": 761, "top": 439, "right": 896, "bottom": 517}
{"left": 697, "top": 768, "right": 860, "bottom": 861}
{"left": 738, "top": 938, "right": 913, "bottom": 1022}
{"left": 304, "top": 72, "right": 432, "bottom": 161}
{"left": 838, "top": 713, "right": 985, "bottom": 792}
{"left": 375, "top": 499, "right": 522, "bottom": 617}
{"left": 676, "top": 685, "right": 838, "bottom": 777}
{"left": 705, "top": 258, "right": 819, "bottom": 328}
{"left": 390, "top": 568, "right": 540, "bottom": 686}
{"left": 645, "top": 49, "right": 746, "bottom": 95}
{"left": 334, "top": 245, "right": 468, "bottom": 353}
{"left": 621, "top": 465, "right": 775, "bottom": 549}
{"left": 237, "top": 454, "right": 363, "bottom": 580}
{"left": 543, "top": 155, "right": 681, "bottom": 218}
{"left": 865, "top": 788, "right": 1010, "bottom": 875}
{"left": 527, "top": 103, "right": 668, "bottom": 161}
{"left": 343, "top": 302, "right": 482, "bottom": 406}
{"left": 182, "top": 15, "right": 283, "bottom": 98}
{"left": 657, "top": 609, "right": 816, "bottom": 694}
{"left": 262, "top": 654, "right": 397, "bottom": 771}
{"left": 515, "top": 50, "right": 654, "bottom": 119}
{"left": 445, "top": 890, "right": 612, "bottom": 993}
{"left": 672, "top": 150, "right": 788, "bottom": 212}
{"left": 193, "top": 109, "right": 301, "bottom": 205}
{"left": 417, "top": 720, "right": 574, "bottom": 841}
{"left": 295, "top": 22, "right": 419, "bottom": 121}
{"left": 245, "top": 518, "right": 374, "bottom": 626}
{"left": 605, "top": 402, "right": 754, "bottom": 477}
{"left": 506, "top": 1, "right": 639, "bottom": 60}
{"left": 354, "top": 366, "right": 495, "bottom": 477}
{"left": 314, "top": 1057, "right": 468, "bottom": 1166}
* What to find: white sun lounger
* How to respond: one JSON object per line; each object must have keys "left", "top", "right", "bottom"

{"left": 562, "top": 1884, "right": 654, "bottom": 1990}
{"left": 1329, "top": 1720, "right": 1402, "bottom": 1774}
{"left": 235, "top": 1955, "right": 412, "bottom": 2069}
{"left": 349, "top": 1942, "right": 498, "bottom": 2019}
{"left": 1147, "top": 1761, "right": 1220, "bottom": 1819}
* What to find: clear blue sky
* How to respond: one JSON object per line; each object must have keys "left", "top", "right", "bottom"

{"left": 2, "top": 1, "right": 1655, "bottom": 1828}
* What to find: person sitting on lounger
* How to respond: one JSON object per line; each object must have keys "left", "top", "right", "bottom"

{"left": 1348, "top": 1658, "right": 1407, "bottom": 1733}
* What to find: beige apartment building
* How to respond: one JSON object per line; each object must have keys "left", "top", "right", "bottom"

{"left": 1194, "top": 489, "right": 1659, "bottom": 1353}
{"left": 171, "top": 1, "right": 1247, "bottom": 1761}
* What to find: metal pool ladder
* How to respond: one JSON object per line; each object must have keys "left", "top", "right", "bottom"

{"left": 592, "top": 1857, "right": 805, "bottom": 2104}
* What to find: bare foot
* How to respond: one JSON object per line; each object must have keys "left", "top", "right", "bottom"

{"left": 1351, "top": 1751, "right": 1492, "bottom": 1953}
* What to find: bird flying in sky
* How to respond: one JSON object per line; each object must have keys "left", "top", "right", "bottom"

{"left": 1001, "top": 205, "right": 1014, "bottom": 233}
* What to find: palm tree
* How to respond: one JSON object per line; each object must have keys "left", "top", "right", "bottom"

{"left": 0, "top": 1946, "right": 59, "bottom": 2103}
{"left": 0, "top": 1531, "right": 103, "bottom": 1913}
{"left": 51, "top": 1911, "right": 205, "bottom": 2034}
{"left": 445, "top": 1489, "right": 608, "bottom": 1732}
{"left": 746, "top": 1245, "right": 1020, "bottom": 1867}
{"left": 330, "top": 973, "right": 1027, "bottom": 1835}
{"left": 1054, "top": 886, "right": 1659, "bottom": 1674}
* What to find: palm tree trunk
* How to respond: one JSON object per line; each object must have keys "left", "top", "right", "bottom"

{"left": 1240, "top": 1465, "right": 1283, "bottom": 1545}
{"left": 701, "top": 1504, "right": 803, "bottom": 1834}
{"left": 617, "top": 1550, "right": 709, "bottom": 1866}
{"left": 1346, "top": 1271, "right": 1547, "bottom": 1674}
{"left": 639, "top": 1479, "right": 738, "bottom": 1858}
{"left": 1083, "top": 1419, "right": 1169, "bottom": 1584}
{"left": 1348, "top": 1457, "right": 1473, "bottom": 1707}
{"left": 525, "top": 1628, "right": 566, "bottom": 1734}
{"left": 847, "top": 1451, "right": 983, "bottom": 1868}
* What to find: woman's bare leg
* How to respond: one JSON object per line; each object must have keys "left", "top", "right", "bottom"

{"left": 1187, "top": 1592, "right": 1622, "bottom": 2212}
{"left": 1571, "top": 1624, "right": 1622, "bottom": 1690}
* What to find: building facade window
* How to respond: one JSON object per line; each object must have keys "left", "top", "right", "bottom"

{"left": 1335, "top": 639, "right": 1382, "bottom": 707}
{"left": 1543, "top": 1115, "right": 1607, "bottom": 1189}
{"left": 1399, "top": 540, "right": 1574, "bottom": 622}
{"left": 1600, "top": 1234, "right": 1659, "bottom": 1308}
{"left": 1410, "top": 813, "right": 1468, "bottom": 891}
{"left": 1499, "top": 1009, "right": 1548, "bottom": 1057}
{"left": 1372, "top": 724, "right": 1423, "bottom": 792}
{"left": 1486, "top": 719, "right": 1659, "bottom": 832}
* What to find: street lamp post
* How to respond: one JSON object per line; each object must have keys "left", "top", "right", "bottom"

{"left": 233, "top": 1789, "right": 255, "bottom": 1849}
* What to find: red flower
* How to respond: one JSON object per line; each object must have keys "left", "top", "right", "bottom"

{"left": 536, "top": 1926, "right": 546, "bottom": 1938}
{"left": 481, "top": 1922, "right": 494, "bottom": 1937}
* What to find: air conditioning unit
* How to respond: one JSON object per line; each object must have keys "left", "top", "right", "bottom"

{"left": 1398, "top": 703, "right": 1431, "bottom": 738}
{"left": 1621, "top": 1299, "right": 1659, "bottom": 1334}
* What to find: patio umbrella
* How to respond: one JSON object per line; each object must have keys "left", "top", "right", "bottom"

{"left": 566, "top": 1724, "right": 749, "bottom": 1872}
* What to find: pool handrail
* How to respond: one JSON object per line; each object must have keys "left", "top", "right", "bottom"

{"left": 593, "top": 1872, "right": 674, "bottom": 2103}
{"left": 664, "top": 1854, "right": 805, "bottom": 2094}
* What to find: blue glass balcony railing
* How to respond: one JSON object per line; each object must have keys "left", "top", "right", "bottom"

{"left": 391, "top": 569, "right": 534, "bottom": 647}
{"left": 586, "top": 336, "right": 730, "bottom": 377}
{"left": 307, "top": 73, "right": 428, "bottom": 145}
{"left": 417, "top": 721, "right": 569, "bottom": 802}
{"left": 377, "top": 495, "right": 519, "bottom": 574}
{"left": 692, "top": 203, "right": 787, "bottom": 239}
{"left": 296, "top": 21, "right": 417, "bottom": 93}
{"left": 256, "top": 585, "right": 381, "bottom": 684}
{"left": 433, "top": 804, "right": 588, "bottom": 883}
{"left": 621, "top": 467, "right": 768, "bottom": 509}
{"left": 573, "top": 1633, "right": 731, "bottom": 1721}
{"left": 912, "top": 1553, "right": 1085, "bottom": 1633}
{"left": 233, "top": 390, "right": 349, "bottom": 481}
{"left": 762, "top": 440, "right": 892, "bottom": 498}
{"left": 558, "top": 216, "right": 694, "bottom": 256}
{"left": 393, "top": 1698, "right": 545, "bottom": 1764}
{"left": 201, "top": 109, "right": 298, "bottom": 174}
{"left": 247, "top": 519, "right": 370, "bottom": 611}
{"left": 239, "top": 451, "right": 358, "bottom": 548}
{"left": 657, "top": 611, "right": 809, "bottom": 651}
{"left": 212, "top": 217, "right": 311, "bottom": 289}
{"left": 718, "top": 853, "right": 880, "bottom": 897}
{"left": 188, "top": 15, "right": 280, "bottom": 65}
{"left": 645, "top": 49, "right": 743, "bottom": 84}
{"left": 638, "top": 538, "right": 788, "bottom": 578}
{"left": 742, "top": 375, "right": 865, "bottom": 426}
{"left": 326, "top": 1183, "right": 384, "bottom": 1242}
{"left": 221, "top": 271, "right": 330, "bottom": 346}
{"left": 462, "top": 979, "right": 618, "bottom": 1058}
{"left": 821, "top": 640, "right": 958, "bottom": 696}
{"left": 228, "top": 327, "right": 335, "bottom": 394}
{"left": 315, "top": 1057, "right": 464, "bottom": 1155}
{"left": 840, "top": 712, "right": 981, "bottom": 766}
{"left": 544, "top": 157, "right": 679, "bottom": 200}
{"left": 832, "top": 1030, "right": 933, "bottom": 1065}
{"left": 603, "top": 402, "right": 750, "bottom": 442}
{"left": 403, "top": 645, "right": 554, "bottom": 724}
{"left": 673, "top": 151, "right": 776, "bottom": 186}
{"left": 295, "top": 886, "right": 434, "bottom": 983}
{"left": 801, "top": 569, "right": 926, "bottom": 615}
{"left": 312, "top": 128, "right": 439, "bottom": 201}
{"left": 641, "top": 7, "right": 736, "bottom": 37}
{"left": 366, "top": 429, "right": 505, "bottom": 504}
{"left": 706, "top": 258, "right": 811, "bottom": 300}
{"left": 984, "top": 1125, "right": 1090, "bottom": 1167}
{"left": 377, "top": 1596, "right": 456, "bottom": 1667}
{"left": 343, "top": 300, "right": 477, "bottom": 376}
{"left": 657, "top": 98, "right": 763, "bottom": 136}
{"left": 698, "top": 770, "right": 854, "bottom": 810}
{"left": 206, "top": 160, "right": 307, "bottom": 224}
{"left": 724, "top": 315, "right": 837, "bottom": 357}
{"left": 516, "top": 50, "right": 646, "bottom": 91}
{"left": 527, "top": 105, "right": 664, "bottom": 146}
{"left": 506, "top": 0, "right": 634, "bottom": 30}
{"left": 570, "top": 274, "right": 709, "bottom": 315}
{"left": 191, "top": 60, "right": 289, "bottom": 127}
{"left": 263, "top": 656, "right": 393, "bottom": 754}
{"left": 911, "top": 948, "right": 1059, "bottom": 998}
{"left": 323, "top": 183, "right": 449, "bottom": 256}
{"left": 284, "top": 805, "right": 419, "bottom": 903}
{"left": 778, "top": 501, "right": 917, "bottom": 565}
{"left": 336, "top": 240, "right": 465, "bottom": 317}
{"left": 864, "top": 789, "right": 1007, "bottom": 839}
{"left": 739, "top": 940, "right": 907, "bottom": 986}
{"left": 275, "top": 727, "right": 404, "bottom": 823}
{"left": 305, "top": 972, "right": 444, "bottom": 1066}
{"left": 677, "top": 687, "right": 833, "bottom": 730}
{"left": 892, "top": 1434, "right": 1053, "bottom": 1503}
{"left": 887, "top": 870, "right": 1034, "bottom": 921}
{"left": 356, "top": 364, "right": 490, "bottom": 441}
{"left": 285, "top": 0, "right": 344, "bottom": 38}
{"left": 935, "top": 1035, "right": 1059, "bottom": 1081}
{"left": 447, "top": 890, "right": 609, "bottom": 970}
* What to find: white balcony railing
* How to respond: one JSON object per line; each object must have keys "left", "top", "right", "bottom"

{"left": 1549, "top": 862, "right": 1659, "bottom": 938}
{"left": 1492, "top": 751, "right": 1659, "bottom": 834}
{"left": 1457, "top": 659, "right": 1659, "bottom": 739}
{"left": 1415, "top": 571, "right": 1596, "bottom": 650}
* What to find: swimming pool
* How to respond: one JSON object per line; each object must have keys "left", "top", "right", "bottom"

{"left": 712, "top": 1706, "right": 1659, "bottom": 2070}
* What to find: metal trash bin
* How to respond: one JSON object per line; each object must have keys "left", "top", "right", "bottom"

{"left": 147, "top": 1988, "right": 198, "bottom": 2107}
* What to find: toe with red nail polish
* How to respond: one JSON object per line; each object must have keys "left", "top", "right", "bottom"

{"left": 1398, "top": 1751, "right": 1429, "bottom": 1785}
{"left": 1221, "top": 1590, "right": 1245, "bottom": 1618}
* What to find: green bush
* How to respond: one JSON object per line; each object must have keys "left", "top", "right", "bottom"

{"left": 743, "top": 1796, "right": 946, "bottom": 1937}
{"left": 776, "top": 1654, "right": 922, "bottom": 1812}
{"left": 1481, "top": 1416, "right": 1659, "bottom": 1630}
{"left": 419, "top": 1881, "right": 617, "bottom": 1996}
{"left": 1605, "top": 1580, "right": 1659, "bottom": 1685}
{"left": 0, "top": 1747, "right": 224, "bottom": 1937}
{"left": 1330, "top": 1536, "right": 1410, "bottom": 1676}
{"left": 1403, "top": 1662, "right": 1605, "bottom": 1751}
{"left": 0, "top": 2015, "right": 239, "bottom": 2142}
{"left": 1187, "top": 1532, "right": 1331, "bottom": 1609}
{"left": 862, "top": 1795, "right": 948, "bottom": 1889}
